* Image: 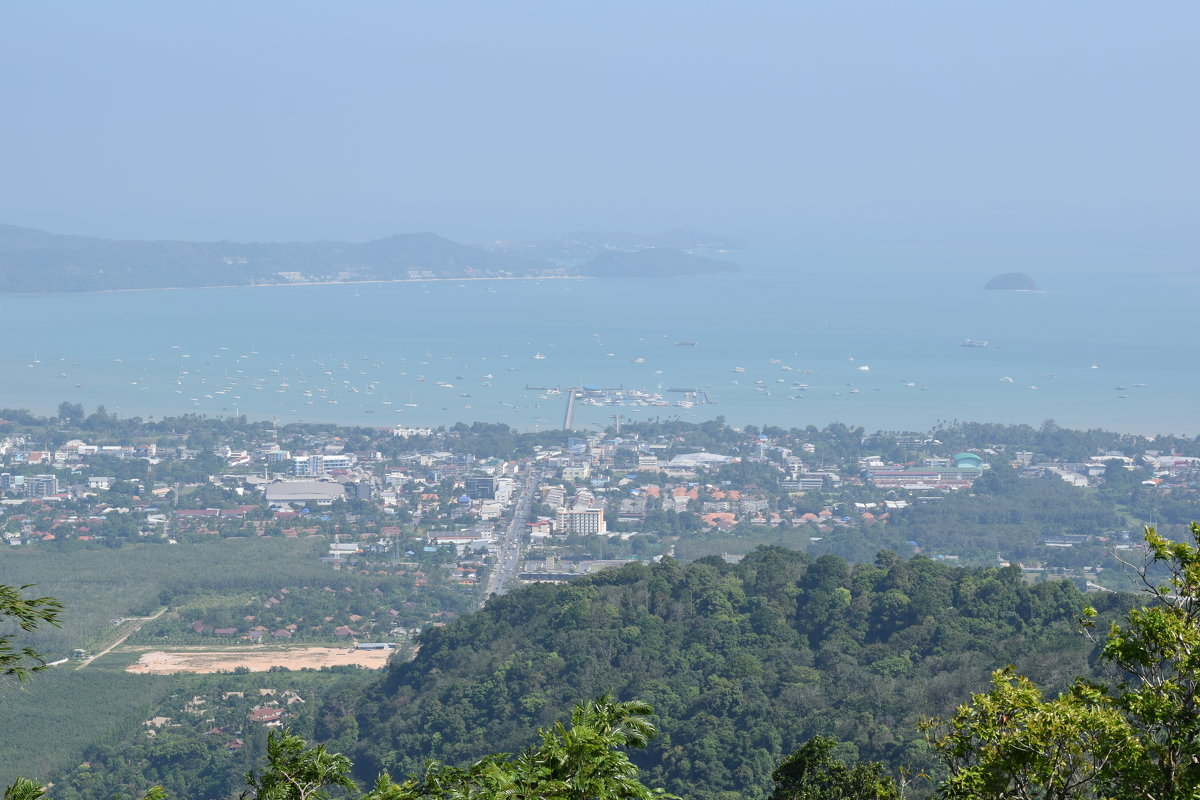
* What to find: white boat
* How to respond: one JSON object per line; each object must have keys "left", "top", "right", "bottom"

{"left": 533, "top": 352, "right": 546, "bottom": 360}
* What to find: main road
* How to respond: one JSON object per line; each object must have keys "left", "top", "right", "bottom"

{"left": 482, "top": 466, "right": 541, "bottom": 603}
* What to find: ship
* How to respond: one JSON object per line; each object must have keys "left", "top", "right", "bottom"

{"left": 962, "top": 338, "right": 989, "bottom": 347}
{"left": 675, "top": 340, "right": 697, "bottom": 347}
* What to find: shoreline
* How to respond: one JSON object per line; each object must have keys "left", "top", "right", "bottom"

{"left": 99, "top": 274, "right": 588, "bottom": 295}
{"left": 0, "top": 274, "right": 587, "bottom": 299}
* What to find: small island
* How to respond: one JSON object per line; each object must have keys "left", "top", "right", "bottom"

{"left": 984, "top": 271, "right": 1038, "bottom": 291}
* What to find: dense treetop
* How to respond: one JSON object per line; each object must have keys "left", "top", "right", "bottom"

{"left": 334, "top": 548, "right": 1129, "bottom": 800}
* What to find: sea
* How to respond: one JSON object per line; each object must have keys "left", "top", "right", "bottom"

{"left": 2, "top": 246, "right": 1197, "bottom": 438}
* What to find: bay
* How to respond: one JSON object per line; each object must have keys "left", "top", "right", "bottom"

{"left": 1, "top": 247, "right": 1196, "bottom": 437}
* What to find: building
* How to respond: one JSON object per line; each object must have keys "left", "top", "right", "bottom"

{"left": 263, "top": 480, "right": 346, "bottom": 507}
{"left": 555, "top": 507, "right": 607, "bottom": 536}
{"left": 291, "top": 454, "right": 354, "bottom": 477}
{"left": 464, "top": 475, "right": 497, "bottom": 500}
{"left": 953, "top": 452, "right": 985, "bottom": 472}
{"left": 561, "top": 464, "right": 591, "bottom": 481}
{"left": 24, "top": 474, "right": 59, "bottom": 498}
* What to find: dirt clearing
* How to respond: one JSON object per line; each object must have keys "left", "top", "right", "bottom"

{"left": 126, "top": 646, "right": 392, "bottom": 674}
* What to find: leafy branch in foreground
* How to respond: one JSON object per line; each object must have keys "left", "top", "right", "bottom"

{"left": 924, "top": 522, "right": 1200, "bottom": 800}
{"left": 0, "top": 583, "right": 63, "bottom": 685}
{"left": 237, "top": 695, "right": 672, "bottom": 800}
{"left": 243, "top": 729, "right": 356, "bottom": 800}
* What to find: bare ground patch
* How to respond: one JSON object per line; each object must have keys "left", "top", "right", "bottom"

{"left": 125, "top": 646, "right": 391, "bottom": 674}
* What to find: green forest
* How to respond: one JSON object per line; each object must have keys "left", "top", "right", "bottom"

{"left": 334, "top": 548, "right": 1130, "bottom": 800}
{"left": 8, "top": 526, "right": 1200, "bottom": 799}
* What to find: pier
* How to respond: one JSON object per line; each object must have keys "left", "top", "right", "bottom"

{"left": 562, "top": 387, "right": 578, "bottom": 430}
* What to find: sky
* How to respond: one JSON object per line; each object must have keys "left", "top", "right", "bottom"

{"left": 2, "top": 2, "right": 1197, "bottom": 255}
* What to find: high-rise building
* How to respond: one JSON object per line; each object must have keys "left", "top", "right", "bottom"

{"left": 554, "top": 507, "right": 607, "bottom": 536}
{"left": 464, "top": 475, "right": 497, "bottom": 500}
{"left": 24, "top": 474, "right": 59, "bottom": 498}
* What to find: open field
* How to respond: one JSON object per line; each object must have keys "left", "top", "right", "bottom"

{"left": 125, "top": 645, "right": 392, "bottom": 673}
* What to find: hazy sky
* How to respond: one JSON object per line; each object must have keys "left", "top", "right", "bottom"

{"left": 2, "top": 2, "right": 1196, "bottom": 251}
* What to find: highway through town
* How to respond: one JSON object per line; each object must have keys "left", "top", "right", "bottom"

{"left": 481, "top": 467, "right": 541, "bottom": 603}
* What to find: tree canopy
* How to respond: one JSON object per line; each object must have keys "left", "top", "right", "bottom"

{"left": 924, "top": 522, "right": 1200, "bottom": 800}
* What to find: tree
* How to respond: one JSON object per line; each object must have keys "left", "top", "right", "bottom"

{"left": 237, "top": 696, "right": 672, "bottom": 800}
{"left": 3, "top": 777, "right": 47, "bottom": 800}
{"left": 56, "top": 401, "right": 85, "bottom": 425}
{"left": 768, "top": 736, "right": 900, "bottom": 800}
{"left": 923, "top": 670, "right": 1135, "bottom": 800}
{"left": 1, "top": 585, "right": 63, "bottom": 800}
{"left": 0, "top": 583, "right": 63, "bottom": 685}
{"left": 244, "top": 730, "right": 356, "bottom": 800}
{"left": 925, "top": 522, "right": 1200, "bottom": 800}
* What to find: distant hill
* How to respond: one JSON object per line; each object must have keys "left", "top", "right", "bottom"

{"left": 0, "top": 225, "right": 558, "bottom": 293}
{"left": 984, "top": 271, "right": 1038, "bottom": 291}
{"left": 0, "top": 224, "right": 739, "bottom": 293}
{"left": 483, "top": 230, "right": 743, "bottom": 273}
{"left": 335, "top": 549, "right": 1128, "bottom": 800}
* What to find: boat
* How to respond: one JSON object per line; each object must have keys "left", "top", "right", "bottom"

{"left": 962, "top": 339, "right": 989, "bottom": 348}
{"left": 675, "top": 341, "right": 697, "bottom": 347}
{"left": 532, "top": 352, "right": 546, "bottom": 360}
{"left": 1000, "top": 376, "right": 1014, "bottom": 383}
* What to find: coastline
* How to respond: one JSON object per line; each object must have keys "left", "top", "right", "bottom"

{"left": 0, "top": 274, "right": 587, "bottom": 299}
{"left": 95, "top": 274, "right": 587, "bottom": 296}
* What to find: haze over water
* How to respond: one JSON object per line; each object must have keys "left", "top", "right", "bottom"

{"left": 3, "top": 246, "right": 1195, "bottom": 437}
{"left": 1, "top": 3, "right": 1196, "bottom": 438}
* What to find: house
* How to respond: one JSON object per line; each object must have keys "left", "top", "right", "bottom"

{"left": 248, "top": 707, "right": 285, "bottom": 725}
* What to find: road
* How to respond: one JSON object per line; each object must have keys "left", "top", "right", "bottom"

{"left": 76, "top": 606, "right": 167, "bottom": 670}
{"left": 482, "top": 467, "right": 541, "bottom": 602}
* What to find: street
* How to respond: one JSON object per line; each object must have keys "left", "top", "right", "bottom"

{"left": 481, "top": 467, "right": 540, "bottom": 602}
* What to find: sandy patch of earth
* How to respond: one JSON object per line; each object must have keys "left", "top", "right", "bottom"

{"left": 126, "top": 646, "right": 392, "bottom": 673}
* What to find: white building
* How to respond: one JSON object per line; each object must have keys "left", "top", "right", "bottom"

{"left": 555, "top": 507, "right": 607, "bottom": 536}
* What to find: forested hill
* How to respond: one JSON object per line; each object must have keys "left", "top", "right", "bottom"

{"left": 333, "top": 548, "right": 1130, "bottom": 800}
{"left": 0, "top": 224, "right": 736, "bottom": 292}
{"left": 0, "top": 225, "right": 552, "bottom": 292}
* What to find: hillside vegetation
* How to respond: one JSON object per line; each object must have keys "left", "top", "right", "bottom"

{"left": 0, "top": 224, "right": 735, "bottom": 292}
{"left": 336, "top": 548, "right": 1129, "bottom": 800}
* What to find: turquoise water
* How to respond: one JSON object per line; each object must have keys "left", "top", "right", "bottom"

{"left": 1, "top": 248, "right": 1196, "bottom": 436}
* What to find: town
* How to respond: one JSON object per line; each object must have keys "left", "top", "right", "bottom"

{"left": 4, "top": 409, "right": 1199, "bottom": 642}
